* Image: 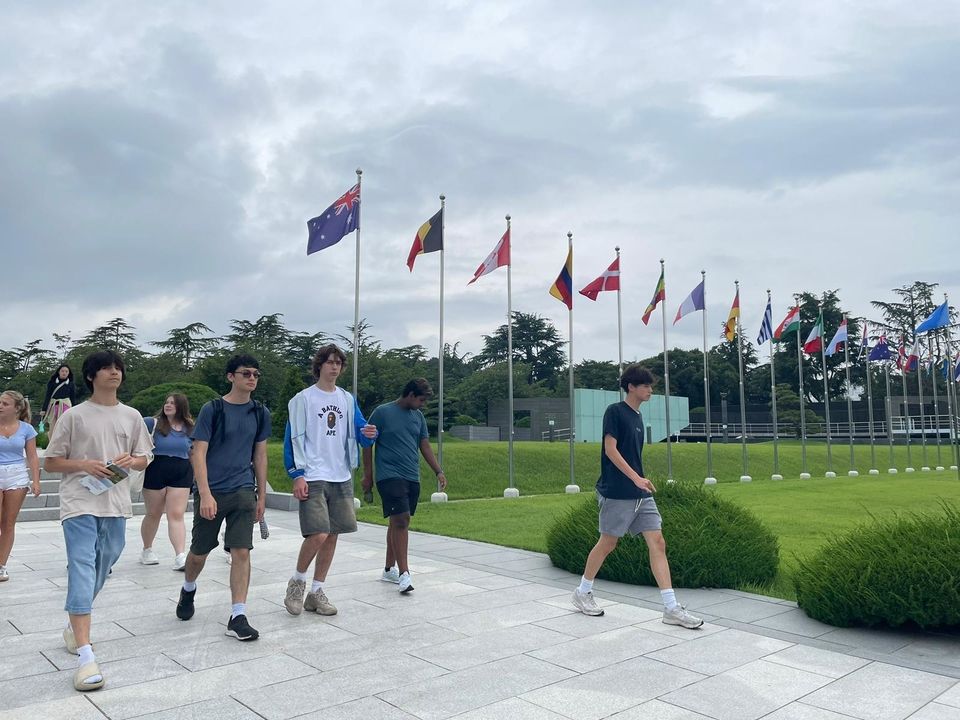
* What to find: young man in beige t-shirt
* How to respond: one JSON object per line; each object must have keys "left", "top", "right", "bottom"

{"left": 44, "top": 350, "right": 153, "bottom": 692}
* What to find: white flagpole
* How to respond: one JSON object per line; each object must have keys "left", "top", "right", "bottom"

{"left": 917, "top": 337, "right": 930, "bottom": 471}
{"left": 660, "top": 260, "right": 673, "bottom": 482}
{"left": 565, "top": 232, "right": 578, "bottom": 493}
{"left": 434, "top": 194, "right": 447, "bottom": 500}
{"left": 702, "top": 270, "right": 715, "bottom": 484}
{"left": 820, "top": 302, "right": 835, "bottom": 478}
{"left": 735, "top": 281, "right": 750, "bottom": 482}
{"left": 862, "top": 319, "right": 878, "bottom": 475}
{"left": 616, "top": 246, "right": 624, "bottom": 401}
{"left": 883, "top": 361, "right": 897, "bottom": 473}
{"left": 927, "top": 334, "right": 944, "bottom": 471}
{"left": 943, "top": 292, "right": 960, "bottom": 477}
{"left": 505, "top": 215, "right": 517, "bottom": 497}
{"left": 843, "top": 314, "right": 858, "bottom": 476}
{"left": 796, "top": 294, "right": 810, "bottom": 479}
{"left": 900, "top": 336, "right": 915, "bottom": 473}
{"left": 768, "top": 290, "right": 781, "bottom": 480}
{"left": 352, "top": 168, "right": 362, "bottom": 401}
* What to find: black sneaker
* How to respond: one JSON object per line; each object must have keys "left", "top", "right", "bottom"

{"left": 226, "top": 614, "right": 259, "bottom": 641}
{"left": 176, "top": 587, "right": 196, "bottom": 620}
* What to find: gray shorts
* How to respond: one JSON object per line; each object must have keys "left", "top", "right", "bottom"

{"left": 299, "top": 480, "right": 358, "bottom": 537}
{"left": 597, "top": 494, "right": 662, "bottom": 537}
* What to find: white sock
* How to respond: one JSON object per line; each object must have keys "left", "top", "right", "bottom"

{"left": 661, "top": 588, "right": 678, "bottom": 611}
{"left": 183, "top": 581, "right": 197, "bottom": 592}
{"left": 292, "top": 570, "right": 308, "bottom": 583}
{"left": 77, "top": 644, "right": 96, "bottom": 666}
{"left": 311, "top": 580, "right": 323, "bottom": 593}
{"left": 231, "top": 602, "right": 246, "bottom": 619}
{"left": 578, "top": 576, "right": 594, "bottom": 594}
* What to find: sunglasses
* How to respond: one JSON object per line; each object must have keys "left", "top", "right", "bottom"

{"left": 233, "top": 370, "right": 262, "bottom": 379}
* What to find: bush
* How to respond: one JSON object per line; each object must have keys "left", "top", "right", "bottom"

{"left": 128, "top": 383, "right": 221, "bottom": 418}
{"left": 794, "top": 503, "right": 960, "bottom": 629}
{"left": 546, "top": 482, "right": 779, "bottom": 589}
{"left": 454, "top": 414, "right": 480, "bottom": 426}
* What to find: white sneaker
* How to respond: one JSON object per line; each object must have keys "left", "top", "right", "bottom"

{"left": 572, "top": 589, "right": 605, "bottom": 616}
{"left": 0, "top": 566, "right": 8, "bottom": 582}
{"left": 172, "top": 552, "right": 187, "bottom": 571}
{"left": 398, "top": 571, "right": 414, "bottom": 594}
{"left": 663, "top": 605, "right": 703, "bottom": 629}
{"left": 140, "top": 548, "right": 159, "bottom": 565}
{"left": 380, "top": 567, "right": 400, "bottom": 583}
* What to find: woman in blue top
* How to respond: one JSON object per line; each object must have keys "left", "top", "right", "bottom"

{"left": 140, "top": 393, "right": 194, "bottom": 571}
{"left": 0, "top": 390, "right": 41, "bottom": 581}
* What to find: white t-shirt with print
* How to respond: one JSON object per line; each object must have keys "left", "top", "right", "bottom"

{"left": 303, "top": 385, "right": 351, "bottom": 483}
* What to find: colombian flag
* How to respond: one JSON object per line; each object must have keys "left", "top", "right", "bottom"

{"left": 407, "top": 208, "right": 444, "bottom": 271}
{"left": 549, "top": 247, "right": 573, "bottom": 310}
{"left": 641, "top": 269, "right": 665, "bottom": 326}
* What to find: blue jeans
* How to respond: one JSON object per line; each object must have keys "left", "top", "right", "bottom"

{"left": 62, "top": 515, "right": 126, "bottom": 614}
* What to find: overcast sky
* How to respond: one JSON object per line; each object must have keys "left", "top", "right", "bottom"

{"left": 2, "top": 1, "right": 957, "bottom": 365}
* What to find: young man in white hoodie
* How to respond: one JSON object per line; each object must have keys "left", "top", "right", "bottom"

{"left": 283, "top": 345, "right": 377, "bottom": 616}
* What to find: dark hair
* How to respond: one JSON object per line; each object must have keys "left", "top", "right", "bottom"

{"left": 312, "top": 344, "right": 347, "bottom": 379}
{"left": 82, "top": 350, "right": 125, "bottom": 391}
{"left": 226, "top": 354, "right": 260, "bottom": 374}
{"left": 401, "top": 378, "right": 433, "bottom": 398}
{"left": 154, "top": 393, "right": 195, "bottom": 436}
{"left": 49, "top": 364, "right": 73, "bottom": 384}
{"left": 620, "top": 364, "right": 654, "bottom": 392}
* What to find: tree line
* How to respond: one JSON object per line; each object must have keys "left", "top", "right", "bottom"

{"left": 1, "top": 281, "right": 953, "bottom": 436}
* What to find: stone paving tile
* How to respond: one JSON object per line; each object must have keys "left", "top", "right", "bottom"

{"left": 701, "top": 596, "right": 797, "bottom": 623}
{"left": 131, "top": 697, "right": 266, "bottom": 719}
{"left": 533, "top": 601, "right": 662, "bottom": 637}
{"left": 234, "top": 653, "right": 446, "bottom": 719}
{"left": 386, "top": 654, "right": 577, "bottom": 720}
{"left": 764, "top": 643, "right": 872, "bottom": 678}
{"left": 295, "top": 696, "right": 420, "bottom": 719}
{"left": 0, "top": 695, "right": 108, "bottom": 719}
{"left": 450, "top": 581, "right": 569, "bottom": 611}
{"left": 816, "top": 626, "right": 915, "bottom": 654}
{"left": 892, "top": 635, "right": 960, "bottom": 669}
{"left": 0, "top": 619, "right": 22, "bottom": 637}
{"left": 521, "top": 655, "right": 704, "bottom": 720}
{"left": 606, "top": 699, "right": 715, "bottom": 719}
{"left": 659, "top": 658, "right": 833, "bottom": 720}
{"left": 646, "top": 627, "right": 791, "bottom": 674}
{"left": 802, "top": 662, "right": 957, "bottom": 720}
{"left": 0, "top": 619, "right": 133, "bottom": 655}
{"left": 452, "top": 697, "right": 572, "bottom": 719}
{"left": 409, "top": 623, "right": 573, "bottom": 671}
{"left": 0, "top": 649, "right": 60, "bottom": 681}
{"left": 463, "top": 573, "right": 538, "bottom": 590}
{"left": 906, "top": 703, "right": 960, "bottom": 719}
{"left": 529, "top": 625, "right": 679, "bottom": 673}
{"left": 430, "top": 599, "right": 571, "bottom": 636}
{"left": 935, "top": 681, "right": 960, "bottom": 708}
{"left": 751, "top": 608, "right": 837, "bottom": 638}
{"left": 761, "top": 703, "right": 865, "bottom": 719}
{"left": 87, "top": 654, "right": 317, "bottom": 720}
{"left": 632, "top": 617, "right": 728, "bottom": 640}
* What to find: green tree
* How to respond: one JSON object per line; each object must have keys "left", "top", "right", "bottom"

{"left": 78, "top": 318, "right": 138, "bottom": 354}
{"left": 575, "top": 360, "right": 619, "bottom": 391}
{"left": 476, "top": 312, "right": 565, "bottom": 386}
{"left": 151, "top": 322, "right": 220, "bottom": 370}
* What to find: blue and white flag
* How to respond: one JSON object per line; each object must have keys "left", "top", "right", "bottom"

{"left": 915, "top": 301, "right": 950, "bottom": 334}
{"left": 756, "top": 299, "right": 773, "bottom": 345}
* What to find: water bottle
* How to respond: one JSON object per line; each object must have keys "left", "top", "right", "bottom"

{"left": 259, "top": 518, "right": 269, "bottom": 540}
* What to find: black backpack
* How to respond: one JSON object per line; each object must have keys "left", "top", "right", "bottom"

{"left": 209, "top": 398, "right": 266, "bottom": 462}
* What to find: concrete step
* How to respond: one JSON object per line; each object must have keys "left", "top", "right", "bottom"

{"left": 21, "top": 494, "right": 59, "bottom": 509}
{"left": 17, "top": 503, "right": 146, "bottom": 522}
{"left": 40, "top": 479, "right": 60, "bottom": 493}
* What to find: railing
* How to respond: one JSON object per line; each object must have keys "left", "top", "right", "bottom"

{"left": 677, "top": 414, "right": 959, "bottom": 441}
{"left": 540, "top": 427, "right": 573, "bottom": 441}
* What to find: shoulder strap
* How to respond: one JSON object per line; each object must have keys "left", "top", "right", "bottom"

{"left": 145, "top": 417, "right": 157, "bottom": 438}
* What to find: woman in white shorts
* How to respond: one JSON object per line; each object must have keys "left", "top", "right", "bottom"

{"left": 0, "top": 390, "right": 42, "bottom": 581}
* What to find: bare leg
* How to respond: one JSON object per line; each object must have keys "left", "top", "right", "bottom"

{"left": 69, "top": 613, "right": 91, "bottom": 647}
{"left": 229, "top": 548, "right": 251, "bottom": 604}
{"left": 641, "top": 530, "right": 673, "bottom": 589}
{"left": 140, "top": 488, "right": 165, "bottom": 550}
{"left": 389, "top": 513, "right": 411, "bottom": 574}
{"left": 582, "top": 533, "right": 620, "bottom": 581}
{"left": 313, "top": 534, "right": 338, "bottom": 582}
{"left": 295, "top": 533, "right": 328, "bottom": 574}
{"left": 0, "top": 489, "right": 29, "bottom": 565}
{"left": 183, "top": 551, "right": 208, "bottom": 583}
{"left": 164, "top": 488, "right": 189, "bottom": 555}
{"left": 384, "top": 525, "right": 397, "bottom": 569}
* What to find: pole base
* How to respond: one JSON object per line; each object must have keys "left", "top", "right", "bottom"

{"left": 666, "top": 478, "right": 675, "bottom": 484}
{"left": 887, "top": 468, "right": 898, "bottom": 474}
{"left": 739, "top": 475, "right": 752, "bottom": 483}
{"left": 431, "top": 492, "right": 448, "bottom": 503}
{"left": 799, "top": 472, "right": 811, "bottom": 480}
{"left": 847, "top": 470, "right": 859, "bottom": 477}
{"left": 825, "top": 471, "right": 837, "bottom": 478}
{"left": 935, "top": 466, "right": 945, "bottom": 472}
{"left": 353, "top": 497, "right": 362, "bottom": 511}
{"left": 771, "top": 474, "right": 783, "bottom": 481}
{"left": 951, "top": 465, "right": 959, "bottom": 471}
{"left": 703, "top": 477, "right": 717, "bottom": 485}
{"left": 905, "top": 467, "right": 915, "bottom": 473}
{"left": 564, "top": 484, "right": 580, "bottom": 494}
{"left": 503, "top": 487, "right": 520, "bottom": 498}
{"left": 921, "top": 466, "right": 931, "bottom": 472}
{"left": 868, "top": 469, "right": 879, "bottom": 476}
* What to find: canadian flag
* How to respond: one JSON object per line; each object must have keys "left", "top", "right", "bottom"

{"left": 467, "top": 229, "right": 510, "bottom": 285}
{"left": 579, "top": 257, "right": 620, "bottom": 301}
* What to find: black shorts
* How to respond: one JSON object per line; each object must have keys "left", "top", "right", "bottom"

{"left": 143, "top": 455, "right": 193, "bottom": 490}
{"left": 377, "top": 478, "right": 420, "bottom": 519}
{"left": 189, "top": 489, "right": 256, "bottom": 555}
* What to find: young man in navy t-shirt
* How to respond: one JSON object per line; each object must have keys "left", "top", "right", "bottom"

{"left": 571, "top": 364, "right": 702, "bottom": 629}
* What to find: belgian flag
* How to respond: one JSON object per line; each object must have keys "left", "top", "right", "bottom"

{"left": 407, "top": 208, "right": 444, "bottom": 271}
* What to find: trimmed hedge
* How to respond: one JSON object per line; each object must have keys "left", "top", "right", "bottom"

{"left": 794, "top": 503, "right": 960, "bottom": 629}
{"left": 546, "top": 482, "right": 779, "bottom": 589}
{"left": 128, "top": 383, "right": 220, "bottom": 417}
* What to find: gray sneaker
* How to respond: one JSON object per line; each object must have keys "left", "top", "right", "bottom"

{"left": 380, "top": 567, "right": 400, "bottom": 583}
{"left": 284, "top": 579, "right": 306, "bottom": 615}
{"left": 304, "top": 590, "right": 338, "bottom": 616}
{"left": 572, "top": 589, "right": 605, "bottom": 616}
{"left": 663, "top": 605, "right": 703, "bottom": 629}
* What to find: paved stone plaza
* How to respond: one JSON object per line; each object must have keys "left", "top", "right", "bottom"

{"left": 2, "top": 509, "right": 959, "bottom": 719}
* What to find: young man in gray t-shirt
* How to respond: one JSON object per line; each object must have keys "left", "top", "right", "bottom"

{"left": 175, "top": 354, "right": 271, "bottom": 641}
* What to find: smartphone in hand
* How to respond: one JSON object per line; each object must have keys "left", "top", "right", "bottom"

{"left": 105, "top": 462, "right": 129, "bottom": 483}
